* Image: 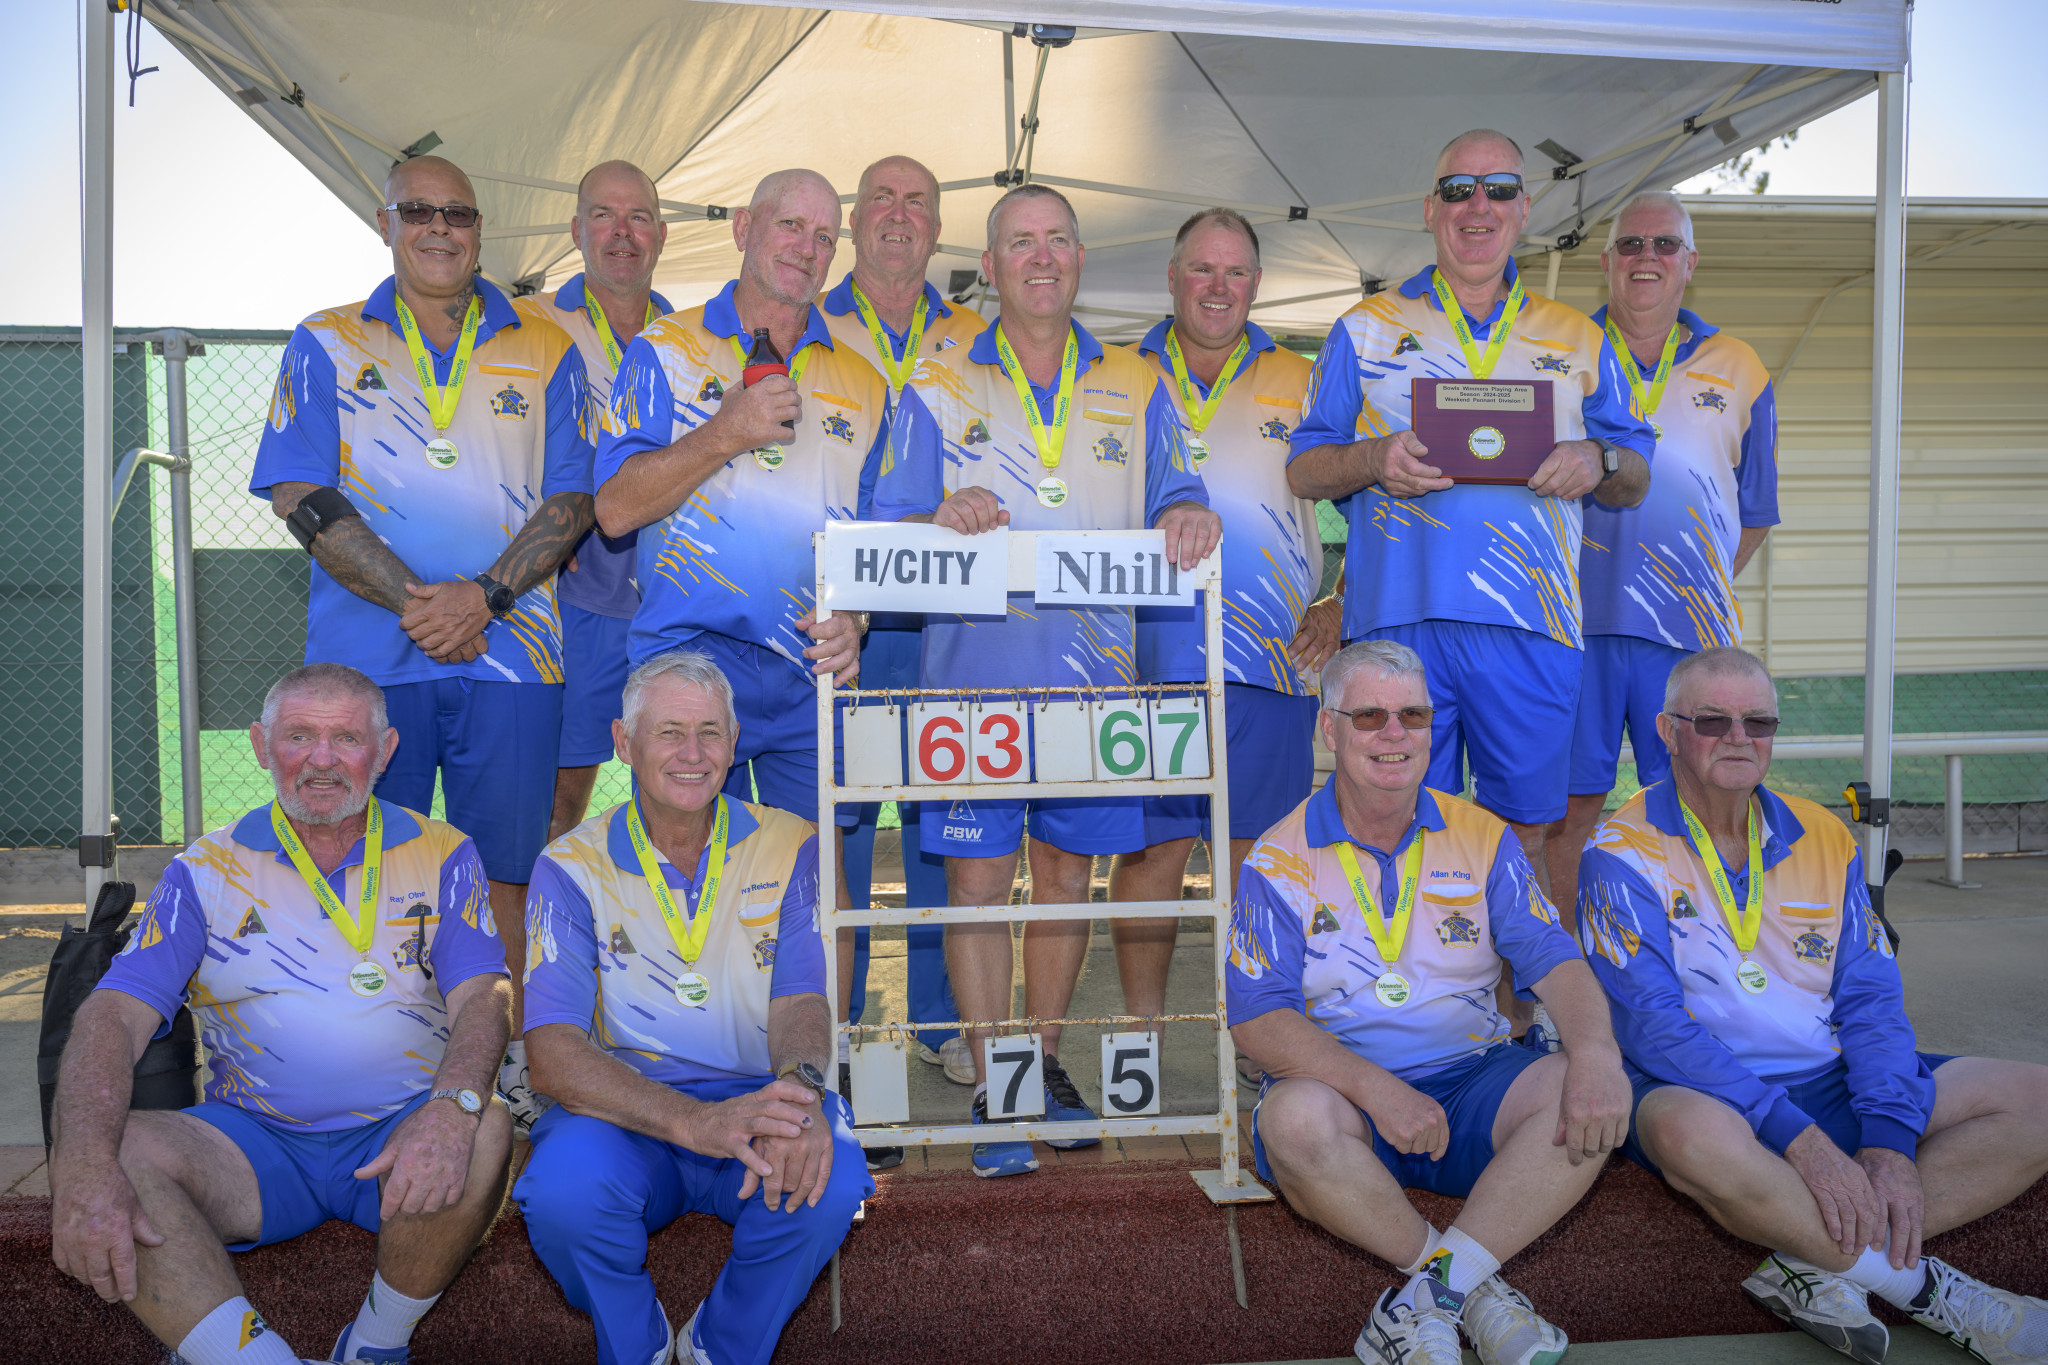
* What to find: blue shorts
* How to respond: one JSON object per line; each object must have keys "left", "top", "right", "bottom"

{"left": 376, "top": 678, "right": 562, "bottom": 882}
{"left": 559, "top": 603, "right": 633, "bottom": 768}
{"left": 1252, "top": 1043, "right": 1540, "bottom": 1197}
{"left": 922, "top": 795, "right": 1145, "bottom": 860}
{"left": 186, "top": 1092, "right": 433, "bottom": 1250}
{"left": 1143, "top": 684, "right": 1319, "bottom": 845}
{"left": 1373, "top": 620, "right": 1582, "bottom": 825}
{"left": 1571, "top": 635, "right": 1689, "bottom": 795}
{"left": 686, "top": 631, "right": 856, "bottom": 829}
{"left": 1621, "top": 1051, "right": 1955, "bottom": 1176}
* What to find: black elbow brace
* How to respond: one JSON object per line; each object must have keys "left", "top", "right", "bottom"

{"left": 285, "top": 486, "right": 362, "bottom": 552}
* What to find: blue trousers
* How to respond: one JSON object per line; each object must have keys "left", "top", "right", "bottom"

{"left": 843, "top": 802, "right": 959, "bottom": 1051}
{"left": 516, "top": 1095, "right": 871, "bottom": 1365}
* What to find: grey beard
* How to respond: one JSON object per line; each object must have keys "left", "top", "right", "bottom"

{"left": 274, "top": 772, "right": 371, "bottom": 826}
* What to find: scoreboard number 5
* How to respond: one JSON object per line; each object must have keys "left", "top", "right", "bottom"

{"left": 1100, "top": 1030, "right": 1161, "bottom": 1116}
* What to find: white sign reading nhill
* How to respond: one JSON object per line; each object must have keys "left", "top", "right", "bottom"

{"left": 1033, "top": 532, "right": 1200, "bottom": 609}
{"left": 820, "top": 521, "right": 1008, "bottom": 616}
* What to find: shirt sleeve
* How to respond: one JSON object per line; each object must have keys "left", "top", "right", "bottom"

{"left": 93, "top": 860, "right": 207, "bottom": 1037}
{"left": 1578, "top": 841, "right": 1815, "bottom": 1154}
{"left": 1484, "top": 833, "right": 1583, "bottom": 997}
{"left": 1829, "top": 850, "right": 1933, "bottom": 1157}
{"left": 595, "top": 334, "right": 677, "bottom": 490}
{"left": 519, "top": 855, "right": 602, "bottom": 1032}
{"left": 424, "top": 837, "right": 508, "bottom": 995}
{"left": 249, "top": 324, "right": 340, "bottom": 498}
{"left": 1737, "top": 381, "right": 1781, "bottom": 528}
{"left": 1289, "top": 321, "right": 1363, "bottom": 461}
{"left": 871, "top": 383, "right": 946, "bottom": 521}
{"left": 1225, "top": 862, "right": 1307, "bottom": 1027}
{"left": 1583, "top": 333, "right": 1659, "bottom": 458}
{"left": 1142, "top": 376, "right": 1208, "bottom": 527}
{"left": 540, "top": 342, "right": 596, "bottom": 499}
{"left": 769, "top": 834, "right": 827, "bottom": 1000}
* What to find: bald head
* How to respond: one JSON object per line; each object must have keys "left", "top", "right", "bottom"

{"left": 748, "top": 168, "right": 838, "bottom": 219}
{"left": 850, "top": 156, "right": 942, "bottom": 286}
{"left": 857, "top": 156, "right": 939, "bottom": 207}
{"left": 734, "top": 168, "right": 841, "bottom": 308}
{"left": 384, "top": 154, "right": 475, "bottom": 207}
{"left": 577, "top": 160, "right": 660, "bottom": 218}
{"left": 1432, "top": 129, "right": 1525, "bottom": 183}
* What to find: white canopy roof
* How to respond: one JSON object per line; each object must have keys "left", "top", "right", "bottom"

{"left": 144, "top": 0, "right": 1903, "bottom": 338}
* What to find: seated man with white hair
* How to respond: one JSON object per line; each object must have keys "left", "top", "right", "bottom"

{"left": 517, "top": 650, "right": 870, "bottom": 1365}
{"left": 48, "top": 662, "right": 514, "bottom": 1365}
{"left": 1227, "top": 639, "right": 1632, "bottom": 1365}
{"left": 1580, "top": 646, "right": 2048, "bottom": 1365}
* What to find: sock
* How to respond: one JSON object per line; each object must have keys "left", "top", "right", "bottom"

{"left": 1841, "top": 1244, "right": 1932, "bottom": 1310}
{"left": 176, "top": 1297, "right": 298, "bottom": 1365}
{"left": 1397, "top": 1224, "right": 1442, "bottom": 1275}
{"left": 348, "top": 1270, "right": 441, "bottom": 1351}
{"left": 1393, "top": 1225, "right": 1501, "bottom": 1316}
{"left": 837, "top": 1034, "right": 851, "bottom": 1065}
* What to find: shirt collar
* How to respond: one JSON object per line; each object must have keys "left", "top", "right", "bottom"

{"left": 702, "top": 279, "right": 836, "bottom": 355}
{"left": 1137, "top": 317, "right": 1277, "bottom": 362}
{"left": 1589, "top": 305, "right": 1718, "bottom": 368}
{"left": 1397, "top": 256, "right": 1522, "bottom": 327}
{"left": 363, "top": 275, "right": 521, "bottom": 347}
{"left": 605, "top": 795, "right": 762, "bottom": 880}
{"left": 551, "top": 272, "right": 675, "bottom": 319}
{"left": 1643, "top": 779, "right": 1803, "bottom": 872}
{"left": 1303, "top": 780, "right": 1446, "bottom": 856}
{"left": 232, "top": 798, "right": 422, "bottom": 869}
{"left": 821, "top": 273, "right": 954, "bottom": 322}
{"left": 967, "top": 316, "right": 1107, "bottom": 371}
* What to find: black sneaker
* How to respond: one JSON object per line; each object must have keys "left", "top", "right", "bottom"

{"left": 1040, "top": 1054, "right": 1100, "bottom": 1150}
{"left": 839, "top": 1062, "right": 903, "bottom": 1171}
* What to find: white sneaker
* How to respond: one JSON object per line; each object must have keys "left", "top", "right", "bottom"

{"left": 916, "top": 1036, "right": 976, "bottom": 1085}
{"left": 498, "top": 1045, "right": 551, "bottom": 1132}
{"left": 1743, "top": 1252, "right": 1889, "bottom": 1364}
{"left": 1465, "top": 1275, "right": 1568, "bottom": 1365}
{"left": 1909, "top": 1256, "right": 2048, "bottom": 1365}
{"left": 1355, "top": 1285, "right": 1465, "bottom": 1365}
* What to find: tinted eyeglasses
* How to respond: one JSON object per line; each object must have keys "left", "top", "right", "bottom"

{"left": 1332, "top": 705, "right": 1436, "bottom": 733}
{"left": 1667, "top": 711, "right": 1781, "bottom": 739}
{"left": 1613, "top": 234, "right": 1688, "bottom": 257}
{"left": 1435, "top": 173, "right": 1524, "bottom": 203}
{"left": 385, "top": 200, "right": 481, "bottom": 229}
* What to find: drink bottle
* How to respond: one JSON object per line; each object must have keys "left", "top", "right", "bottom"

{"left": 742, "top": 328, "right": 796, "bottom": 440}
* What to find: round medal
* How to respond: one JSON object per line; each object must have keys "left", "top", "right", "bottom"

{"left": 1651, "top": 420, "right": 1664, "bottom": 442}
{"left": 1467, "top": 426, "right": 1506, "bottom": 460}
{"left": 424, "top": 438, "right": 459, "bottom": 470}
{"left": 1736, "top": 959, "right": 1769, "bottom": 995}
{"left": 1035, "top": 476, "right": 1068, "bottom": 508}
{"left": 674, "top": 972, "right": 712, "bottom": 1008}
{"left": 1373, "top": 971, "right": 1412, "bottom": 1008}
{"left": 1187, "top": 437, "right": 1210, "bottom": 468}
{"left": 753, "top": 445, "right": 785, "bottom": 471}
{"left": 348, "top": 960, "right": 388, "bottom": 997}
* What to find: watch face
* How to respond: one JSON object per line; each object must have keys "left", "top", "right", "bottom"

{"left": 794, "top": 1062, "right": 826, "bottom": 1091}
{"left": 458, "top": 1088, "right": 483, "bottom": 1114}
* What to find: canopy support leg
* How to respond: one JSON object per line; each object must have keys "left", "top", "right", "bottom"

{"left": 81, "top": 0, "right": 117, "bottom": 906}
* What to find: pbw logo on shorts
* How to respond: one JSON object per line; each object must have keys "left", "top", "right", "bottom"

{"left": 944, "top": 826, "right": 984, "bottom": 841}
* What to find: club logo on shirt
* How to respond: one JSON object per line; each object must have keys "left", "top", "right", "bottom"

{"left": 936, "top": 336, "right": 960, "bottom": 352}
{"left": 1671, "top": 889, "right": 1700, "bottom": 920}
{"left": 752, "top": 935, "right": 779, "bottom": 972}
{"left": 1092, "top": 434, "right": 1129, "bottom": 468}
{"left": 392, "top": 923, "right": 428, "bottom": 973}
{"left": 233, "top": 907, "right": 268, "bottom": 938}
{"left": 1392, "top": 333, "right": 1423, "bottom": 357}
{"left": 1530, "top": 354, "right": 1571, "bottom": 375}
{"left": 490, "top": 384, "right": 531, "bottom": 421}
{"left": 1310, "top": 905, "right": 1341, "bottom": 935}
{"left": 1434, "top": 910, "right": 1481, "bottom": 948}
{"left": 353, "top": 363, "right": 389, "bottom": 392}
{"left": 697, "top": 375, "right": 725, "bottom": 403}
{"left": 607, "top": 924, "right": 638, "bottom": 955}
{"left": 1692, "top": 389, "right": 1728, "bottom": 413}
{"left": 822, "top": 412, "right": 855, "bottom": 445}
{"left": 1259, "top": 418, "right": 1291, "bottom": 443}
{"left": 1793, "top": 930, "right": 1836, "bottom": 965}
{"left": 963, "top": 418, "right": 991, "bottom": 446}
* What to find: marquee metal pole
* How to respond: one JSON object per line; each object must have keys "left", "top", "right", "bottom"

{"left": 81, "top": 0, "right": 117, "bottom": 904}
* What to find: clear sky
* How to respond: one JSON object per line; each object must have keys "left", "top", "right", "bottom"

{"left": 3, "top": 1, "right": 2036, "bottom": 330}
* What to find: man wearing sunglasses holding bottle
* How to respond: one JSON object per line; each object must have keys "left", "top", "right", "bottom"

{"left": 1546, "top": 191, "right": 1779, "bottom": 928}
{"left": 1228, "top": 639, "right": 1630, "bottom": 1365}
{"left": 1580, "top": 647, "right": 2048, "bottom": 1365}
{"left": 1288, "top": 131, "right": 1653, "bottom": 932}
{"left": 253, "top": 156, "right": 596, "bottom": 1116}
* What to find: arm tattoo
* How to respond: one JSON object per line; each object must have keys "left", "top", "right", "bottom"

{"left": 489, "top": 491, "right": 596, "bottom": 596}
{"left": 272, "top": 481, "right": 420, "bottom": 614}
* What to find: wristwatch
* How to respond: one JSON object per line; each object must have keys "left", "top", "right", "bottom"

{"left": 431, "top": 1087, "right": 484, "bottom": 1118}
{"left": 1593, "top": 438, "right": 1622, "bottom": 482}
{"left": 776, "top": 1061, "right": 829, "bottom": 1100}
{"left": 472, "top": 573, "right": 516, "bottom": 616}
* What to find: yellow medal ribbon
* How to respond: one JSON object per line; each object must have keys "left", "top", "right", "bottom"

{"left": 993, "top": 323, "right": 1080, "bottom": 471}
{"left": 585, "top": 289, "right": 661, "bottom": 374}
{"left": 271, "top": 799, "right": 382, "bottom": 956}
{"left": 626, "top": 794, "right": 728, "bottom": 968}
{"left": 392, "top": 294, "right": 482, "bottom": 431}
{"left": 1164, "top": 327, "right": 1252, "bottom": 438}
{"left": 849, "top": 281, "right": 928, "bottom": 392}
{"left": 1333, "top": 833, "right": 1426, "bottom": 973}
{"left": 1429, "top": 267, "right": 1525, "bottom": 381}
{"left": 1605, "top": 317, "right": 1681, "bottom": 431}
{"left": 1678, "top": 796, "right": 1765, "bottom": 969}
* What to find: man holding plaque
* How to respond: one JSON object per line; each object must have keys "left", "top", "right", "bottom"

{"left": 1546, "top": 191, "right": 1779, "bottom": 924}
{"left": 1580, "top": 647, "right": 2048, "bottom": 1365}
{"left": 1229, "top": 640, "right": 1630, "bottom": 1365}
{"left": 1113, "top": 207, "right": 1343, "bottom": 1026}
{"left": 1288, "top": 130, "right": 1653, "bottom": 903}
{"left": 873, "top": 183, "right": 1220, "bottom": 1177}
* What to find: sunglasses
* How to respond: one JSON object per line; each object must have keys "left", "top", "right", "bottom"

{"left": 1332, "top": 705, "right": 1436, "bottom": 733}
{"left": 384, "top": 200, "right": 481, "bottom": 229}
{"left": 1668, "top": 711, "right": 1782, "bottom": 739}
{"left": 1613, "top": 235, "right": 1688, "bottom": 257}
{"left": 1435, "top": 173, "right": 1524, "bottom": 203}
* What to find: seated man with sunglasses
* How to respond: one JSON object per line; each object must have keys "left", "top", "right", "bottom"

{"left": 1228, "top": 639, "right": 1631, "bottom": 1365}
{"left": 1579, "top": 646, "right": 2048, "bottom": 1365}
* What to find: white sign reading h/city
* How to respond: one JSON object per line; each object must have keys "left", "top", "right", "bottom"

{"left": 819, "top": 521, "right": 1008, "bottom": 616}
{"left": 1033, "top": 532, "right": 1199, "bottom": 609}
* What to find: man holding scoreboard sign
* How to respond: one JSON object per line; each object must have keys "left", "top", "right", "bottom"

{"left": 873, "top": 183, "right": 1220, "bottom": 1178}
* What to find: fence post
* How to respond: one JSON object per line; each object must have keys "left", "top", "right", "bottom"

{"left": 159, "top": 332, "right": 206, "bottom": 845}
{"left": 1927, "top": 753, "right": 1981, "bottom": 890}
{"left": 80, "top": 1, "right": 117, "bottom": 905}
